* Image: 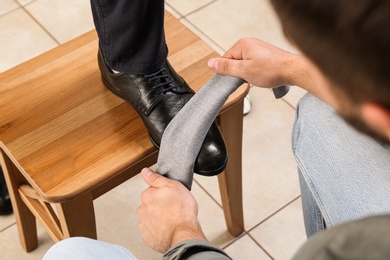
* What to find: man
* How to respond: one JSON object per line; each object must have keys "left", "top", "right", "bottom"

{"left": 44, "top": 0, "right": 390, "bottom": 259}
{"left": 90, "top": 0, "right": 228, "bottom": 177}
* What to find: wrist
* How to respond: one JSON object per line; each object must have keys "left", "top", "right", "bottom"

{"left": 170, "top": 218, "right": 207, "bottom": 248}
{"left": 283, "top": 53, "right": 313, "bottom": 91}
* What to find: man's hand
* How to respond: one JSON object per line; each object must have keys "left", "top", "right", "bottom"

{"left": 207, "top": 37, "right": 339, "bottom": 105}
{"left": 208, "top": 37, "right": 308, "bottom": 89}
{"left": 137, "top": 168, "right": 207, "bottom": 253}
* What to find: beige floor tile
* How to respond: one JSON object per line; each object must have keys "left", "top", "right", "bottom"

{"left": 194, "top": 182, "right": 236, "bottom": 248}
{"left": 224, "top": 235, "right": 271, "bottom": 260}
{"left": 0, "top": 221, "right": 54, "bottom": 259}
{"left": 186, "top": 0, "right": 296, "bottom": 52}
{"left": 244, "top": 87, "right": 300, "bottom": 229}
{"left": 180, "top": 19, "right": 225, "bottom": 55}
{"left": 0, "top": 8, "right": 58, "bottom": 72}
{"left": 0, "top": 213, "right": 15, "bottom": 232}
{"left": 165, "top": 5, "right": 182, "bottom": 19}
{"left": 0, "top": 0, "right": 19, "bottom": 16}
{"left": 16, "top": 0, "right": 36, "bottom": 6}
{"left": 195, "top": 87, "right": 300, "bottom": 232}
{"left": 166, "top": 0, "right": 215, "bottom": 16}
{"left": 194, "top": 175, "right": 221, "bottom": 205}
{"left": 249, "top": 199, "right": 307, "bottom": 260}
{"left": 25, "top": 0, "right": 94, "bottom": 44}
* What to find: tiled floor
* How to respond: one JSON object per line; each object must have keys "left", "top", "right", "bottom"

{"left": 0, "top": 0, "right": 308, "bottom": 259}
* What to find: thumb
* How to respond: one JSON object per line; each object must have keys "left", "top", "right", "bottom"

{"left": 141, "top": 168, "right": 170, "bottom": 188}
{"left": 208, "top": 57, "right": 245, "bottom": 78}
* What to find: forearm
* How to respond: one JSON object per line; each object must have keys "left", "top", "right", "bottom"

{"left": 279, "top": 52, "right": 336, "bottom": 106}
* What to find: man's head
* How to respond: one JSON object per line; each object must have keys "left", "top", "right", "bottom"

{"left": 270, "top": 0, "right": 390, "bottom": 143}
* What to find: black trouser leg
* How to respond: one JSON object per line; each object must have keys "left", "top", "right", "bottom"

{"left": 90, "top": 0, "right": 168, "bottom": 74}
{"left": 0, "top": 166, "right": 12, "bottom": 215}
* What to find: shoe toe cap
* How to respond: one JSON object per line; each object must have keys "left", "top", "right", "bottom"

{"left": 194, "top": 122, "right": 228, "bottom": 176}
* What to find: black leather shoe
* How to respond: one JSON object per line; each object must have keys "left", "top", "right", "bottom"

{"left": 98, "top": 50, "right": 227, "bottom": 176}
{"left": 0, "top": 167, "right": 13, "bottom": 215}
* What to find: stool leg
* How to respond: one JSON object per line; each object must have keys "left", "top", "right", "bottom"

{"left": 217, "top": 101, "right": 245, "bottom": 236}
{"left": 56, "top": 192, "right": 97, "bottom": 239}
{"left": 0, "top": 149, "right": 38, "bottom": 252}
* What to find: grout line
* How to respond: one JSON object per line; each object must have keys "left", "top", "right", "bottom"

{"left": 15, "top": 0, "right": 40, "bottom": 8}
{"left": 0, "top": 221, "right": 16, "bottom": 233}
{"left": 184, "top": 0, "right": 218, "bottom": 17}
{"left": 193, "top": 178, "right": 224, "bottom": 209}
{"left": 220, "top": 231, "right": 247, "bottom": 249}
{"left": 281, "top": 96, "right": 298, "bottom": 110}
{"left": 19, "top": 3, "right": 61, "bottom": 45}
{"left": 247, "top": 195, "right": 301, "bottom": 233}
{"left": 181, "top": 17, "right": 226, "bottom": 52}
{"left": 168, "top": 2, "right": 225, "bottom": 55}
{"left": 166, "top": 0, "right": 217, "bottom": 19}
{"left": 247, "top": 232, "right": 275, "bottom": 260}
{"left": 193, "top": 179, "right": 253, "bottom": 253}
{"left": 243, "top": 195, "right": 302, "bottom": 259}
{"left": 165, "top": 3, "right": 184, "bottom": 19}
{"left": 22, "top": 0, "right": 39, "bottom": 5}
{"left": 179, "top": 0, "right": 226, "bottom": 53}
{"left": 0, "top": 5, "right": 20, "bottom": 18}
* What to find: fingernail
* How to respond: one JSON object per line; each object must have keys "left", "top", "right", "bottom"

{"left": 142, "top": 168, "right": 153, "bottom": 177}
{"left": 208, "top": 58, "right": 217, "bottom": 71}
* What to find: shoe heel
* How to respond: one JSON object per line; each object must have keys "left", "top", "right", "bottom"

{"left": 101, "top": 76, "right": 128, "bottom": 101}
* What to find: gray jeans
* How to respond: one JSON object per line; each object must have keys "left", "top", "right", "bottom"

{"left": 292, "top": 93, "right": 390, "bottom": 237}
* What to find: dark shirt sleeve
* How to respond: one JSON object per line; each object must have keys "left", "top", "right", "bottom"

{"left": 292, "top": 215, "right": 390, "bottom": 260}
{"left": 162, "top": 239, "right": 232, "bottom": 260}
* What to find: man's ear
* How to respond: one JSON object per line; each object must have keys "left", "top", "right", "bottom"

{"left": 361, "top": 103, "right": 390, "bottom": 141}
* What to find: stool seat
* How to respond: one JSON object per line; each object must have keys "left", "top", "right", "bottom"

{"left": 0, "top": 11, "right": 248, "bottom": 252}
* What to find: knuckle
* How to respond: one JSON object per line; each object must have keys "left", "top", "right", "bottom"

{"left": 149, "top": 174, "right": 159, "bottom": 185}
{"left": 239, "top": 37, "right": 251, "bottom": 45}
{"left": 140, "top": 190, "right": 149, "bottom": 202}
{"left": 221, "top": 60, "right": 229, "bottom": 71}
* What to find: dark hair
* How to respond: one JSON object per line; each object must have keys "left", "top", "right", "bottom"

{"left": 270, "top": 0, "right": 390, "bottom": 106}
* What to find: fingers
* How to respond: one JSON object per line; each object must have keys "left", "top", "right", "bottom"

{"left": 141, "top": 167, "right": 184, "bottom": 190}
{"left": 208, "top": 57, "right": 246, "bottom": 78}
{"left": 141, "top": 168, "right": 170, "bottom": 188}
{"left": 207, "top": 38, "right": 252, "bottom": 78}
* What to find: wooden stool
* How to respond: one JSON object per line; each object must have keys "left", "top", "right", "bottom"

{"left": 0, "top": 12, "right": 248, "bottom": 252}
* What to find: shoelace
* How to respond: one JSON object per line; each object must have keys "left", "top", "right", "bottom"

{"left": 145, "top": 67, "right": 176, "bottom": 95}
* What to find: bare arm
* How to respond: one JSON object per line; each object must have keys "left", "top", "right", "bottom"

{"left": 207, "top": 38, "right": 333, "bottom": 104}
{"left": 137, "top": 168, "right": 206, "bottom": 253}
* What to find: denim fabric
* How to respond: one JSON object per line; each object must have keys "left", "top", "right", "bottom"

{"left": 43, "top": 237, "right": 232, "bottom": 260}
{"left": 292, "top": 93, "right": 390, "bottom": 237}
{"left": 43, "top": 237, "right": 137, "bottom": 260}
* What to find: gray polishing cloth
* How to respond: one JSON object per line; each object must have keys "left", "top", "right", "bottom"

{"left": 156, "top": 74, "right": 288, "bottom": 189}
